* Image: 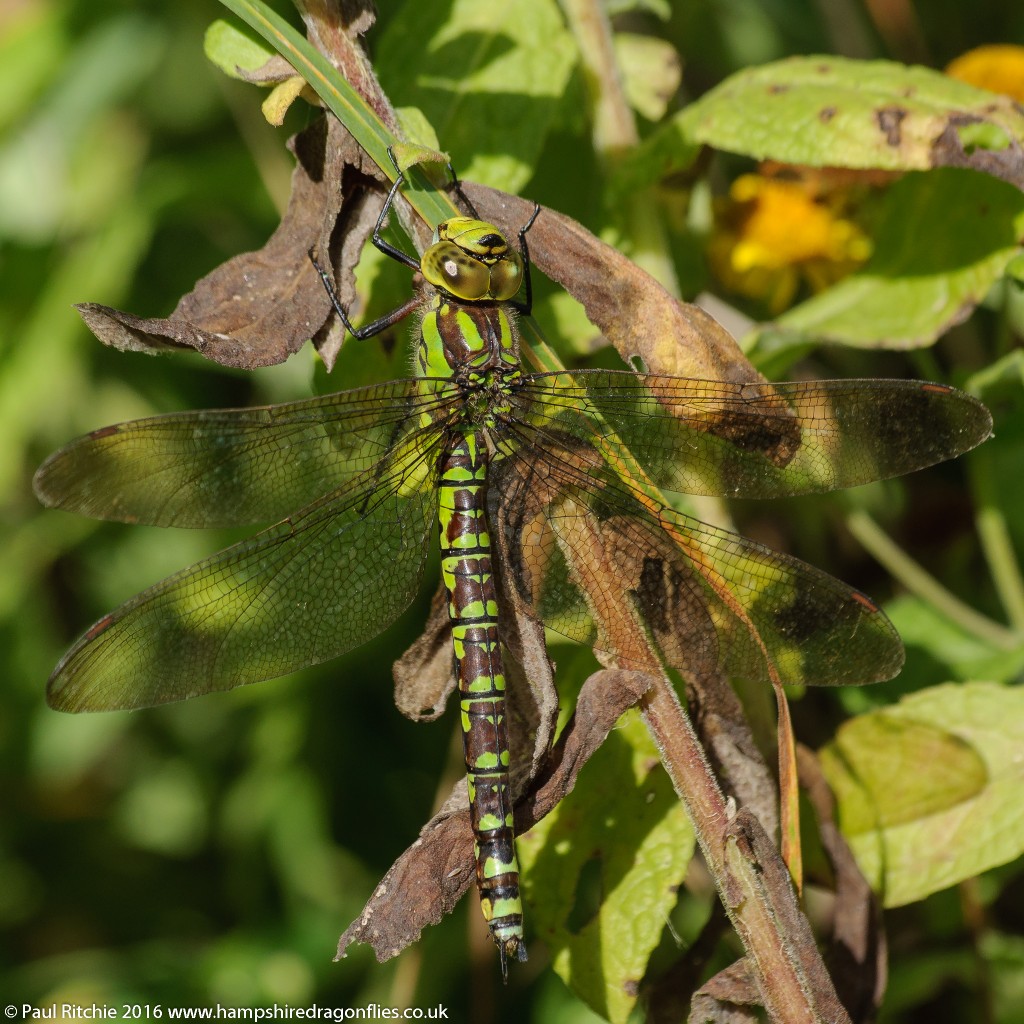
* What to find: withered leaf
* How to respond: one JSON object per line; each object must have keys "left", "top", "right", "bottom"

{"left": 392, "top": 584, "right": 454, "bottom": 722}
{"left": 798, "top": 745, "right": 886, "bottom": 1022}
{"left": 235, "top": 54, "right": 298, "bottom": 87}
{"left": 930, "top": 114, "right": 1024, "bottom": 189}
{"left": 493, "top": 574, "right": 561, "bottom": 783}
{"left": 463, "top": 182, "right": 801, "bottom": 465}
{"left": 688, "top": 959, "right": 762, "bottom": 1023}
{"left": 464, "top": 183, "right": 767, "bottom": 385}
{"left": 336, "top": 667, "right": 651, "bottom": 963}
{"left": 392, "top": 576, "right": 557, "bottom": 777}
{"left": 77, "top": 116, "right": 384, "bottom": 371}
{"left": 296, "top": 0, "right": 398, "bottom": 132}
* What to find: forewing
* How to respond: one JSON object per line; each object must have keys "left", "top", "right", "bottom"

{"left": 47, "top": 437, "right": 441, "bottom": 712}
{"left": 512, "top": 372, "right": 992, "bottom": 498}
{"left": 34, "top": 378, "right": 456, "bottom": 527}
{"left": 492, "top": 436, "right": 902, "bottom": 687}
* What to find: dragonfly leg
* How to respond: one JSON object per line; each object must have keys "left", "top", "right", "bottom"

{"left": 510, "top": 203, "right": 541, "bottom": 318}
{"left": 308, "top": 250, "right": 426, "bottom": 340}
{"left": 369, "top": 148, "right": 421, "bottom": 272}
{"left": 442, "top": 152, "right": 540, "bottom": 319}
{"left": 444, "top": 159, "right": 481, "bottom": 219}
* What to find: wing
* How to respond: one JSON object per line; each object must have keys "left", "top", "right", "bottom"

{"left": 34, "top": 377, "right": 458, "bottom": 527}
{"left": 491, "top": 433, "right": 902, "bottom": 688}
{"left": 47, "top": 434, "right": 442, "bottom": 712}
{"left": 510, "top": 372, "right": 992, "bottom": 499}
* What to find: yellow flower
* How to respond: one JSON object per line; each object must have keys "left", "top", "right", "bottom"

{"left": 709, "top": 171, "right": 872, "bottom": 314}
{"left": 946, "top": 44, "right": 1024, "bottom": 102}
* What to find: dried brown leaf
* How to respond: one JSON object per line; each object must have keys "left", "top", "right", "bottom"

{"left": 798, "top": 745, "right": 887, "bottom": 1022}
{"left": 236, "top": 54, "right": 298, "bottom": 87}
{"left": 297, "top": 0, "right": 398, "bottom": 132}
{"left": 336, "top": 666, "right": 650, "bottom": 962}
{"left": 464, "top": 183, "right": 751, "bottom": 382}
{"left": 77, "top": 117, "right": 384, "bottom": 371}
{"left": 930, "top": 113, "right": 1024, "bottom": 188}
{"left": 392, "top": 585, "right": 454, "bottom": 722}
{"left": 689, "top": 959, "right": 762, "bottom": 1023}
{"left": 464, "top": 183, "right": 801, "bottom": 464}
{"left": 494, "top": 577, "right": 560, "bottom": 782}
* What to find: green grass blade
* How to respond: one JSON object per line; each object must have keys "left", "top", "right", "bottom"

{"left": 216, "top": 0, "right": 458, "bottom": 228}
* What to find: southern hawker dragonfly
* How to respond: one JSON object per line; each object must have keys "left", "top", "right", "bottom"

{"left": 35, "top": 158, "right": 992, "bottom": 972}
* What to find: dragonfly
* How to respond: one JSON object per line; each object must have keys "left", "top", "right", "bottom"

{"left": 35, "top": 156, "right": 992, "bottom": 974}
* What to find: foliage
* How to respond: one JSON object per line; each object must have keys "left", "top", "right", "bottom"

{"left": 4, "top": 1, "right": 1024, "bottom": 1022}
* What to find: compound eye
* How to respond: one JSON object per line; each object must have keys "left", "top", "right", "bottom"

{"left": 423, "top": 241, "right": 490, "bottom": 299}
{"left": 489, "top": 251, "right": 524, "bottom": 301}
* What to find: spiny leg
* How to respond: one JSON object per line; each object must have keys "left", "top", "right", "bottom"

{"left": 444, "top": 159, "right": 480, "bottom": 219}
{"left": 510, "top": 202, "right": 541, "bottom": 318}
{"left": 309, "top": 146, "right": 423, "bottom": 340}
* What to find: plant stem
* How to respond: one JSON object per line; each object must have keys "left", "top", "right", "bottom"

{"left": 845, "top": 508, "right": 1018, "bottom": 649}
{"left": 559, "top": 0, "right": 681, "bottom": 293}
{"left": 641, "top": 678, "right": 852, "bottom": 1024}
{"left": 969, "top": 448, "right": 1024, "bottom": 633}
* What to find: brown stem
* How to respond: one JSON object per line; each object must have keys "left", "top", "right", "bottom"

{"left": 641, "top": 677, "right": 852, "bottom": 1024}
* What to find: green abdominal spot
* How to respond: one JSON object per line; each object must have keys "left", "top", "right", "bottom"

{"left": 477, "top": 812, "right": 505, "bottom": 831}
{"left": 472, "top": 751, "right": 501, "bottom": 770}
{"left": 483, "top": 854, "right": 519, "bottom": 880}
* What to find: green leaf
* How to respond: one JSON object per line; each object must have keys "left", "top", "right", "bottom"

{"left": 821, "top": 682, "right": 1024, "bottom": 907}
{"left": 967, "top": 348, "right": 1024, "bottom": 398}
{"left": 517, "top": 710, "right": 694, "bottom": 1024}
{"left": 204, "top": 19, "right": 275, "bottom": 79}
{"left": 606, "top": 0, "right": 671, "bottom": 19}
{"left": 885, "top": 595, "right": 1024, "bottom": 686}
{"left": 607, "top": 124, "right": 703, "bottom": 200}
{"left": 748, "top": 169, "right": 1024, "bottom": 352}
{"left": 217, "top": 0, "right": 393, "bottom": 170}
{"left": 964, "top": 369, "right": 1024, "bottom": 557}
{"left": 673, "top": 55, "right": 1024, "bottom": 174}
{"left": 394, "top": 107, "right": 443, "bottom": 154}
{"left": 374, "top": 0, "right": 577, "bottom": 192}
{"left": 614, "top": 33, "right": 681, "bottom": 122}
{"left": 822, "top": 713, "right": 987, "bottom": 835}
{"left": 0, "top": 2, "right": 67, "bottom": 133}
{"left": 0, "top": 13, "right": 163, "bottom": 243}
{"left": 982, "top": 931, "right": 1024, "bottom": 1024}
{"left": 1004, "top": 251, "right": 1024, "bottom": 285}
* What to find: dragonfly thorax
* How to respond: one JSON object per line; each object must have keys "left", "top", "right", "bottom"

{"left": 422, "top": 218, "right": 524, "bottom": 303}
{"left": 418, "top": 218, "right": 523, "bottom": 380}
{"left": 418, "top": 297, "right": 520, "bottom": 380}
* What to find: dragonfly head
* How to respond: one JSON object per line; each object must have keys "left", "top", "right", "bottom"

{"left": 422, "top": 217, "right": 524, "bottom": 302}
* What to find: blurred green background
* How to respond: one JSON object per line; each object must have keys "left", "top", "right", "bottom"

{"left": 3, "top": 1, "right": 1023, "bottom": 1021}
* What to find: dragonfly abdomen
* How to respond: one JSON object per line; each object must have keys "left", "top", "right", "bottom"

{"left": 437, "top": 427, "right": 525, "bottom": 968}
